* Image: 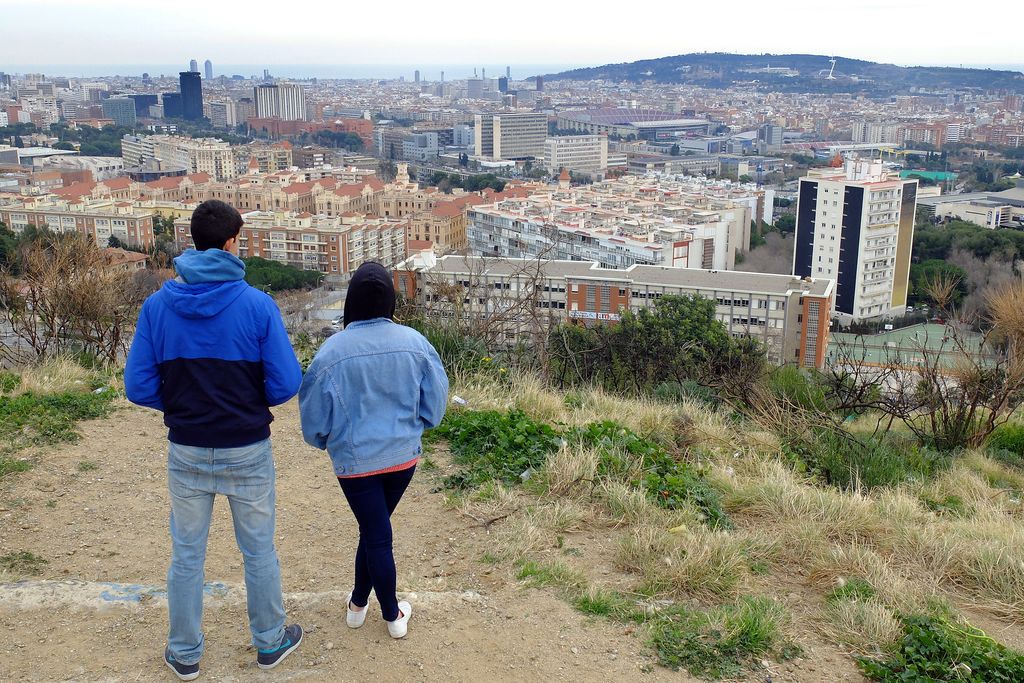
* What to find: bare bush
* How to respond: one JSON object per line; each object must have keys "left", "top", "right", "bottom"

{"left": 816, "top": 274, "right": 1024, "bottom": 450}
{"left": 0, "top": 234, "right": 151, "bottom": 364}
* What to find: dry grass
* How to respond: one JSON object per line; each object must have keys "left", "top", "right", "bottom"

{"left": 10, "top": 357, "right": 99, "bottom": 395}
{"left": 724, "top": 459, "right": 883, "bottom": 546}
{"left": 617, "top": 525, "right": 751, "bottom": 600}
{"left": 543, "top": 443, "right": 601, "bottom": 498}
{"left": 821, "top": 599, "right": 902, "bottom": 652}
{"left": 443, "top": 373, "right": 1024, "bottom": 664}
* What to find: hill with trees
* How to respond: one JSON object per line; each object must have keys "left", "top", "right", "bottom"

{"left": 540, "top": 53, "right": 1024, "bottom": 94}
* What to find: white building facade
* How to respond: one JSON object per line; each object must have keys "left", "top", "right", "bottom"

{"left": 792, "top": 159, "right": 917, "bottom": 322}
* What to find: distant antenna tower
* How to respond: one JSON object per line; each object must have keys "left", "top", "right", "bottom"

{"left": 826, "top": 57, "right": 838, "bottom": 80}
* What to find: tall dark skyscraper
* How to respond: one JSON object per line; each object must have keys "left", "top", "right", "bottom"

{"left": 179, "top": 71, "right": 203, "bottom": 121}
{"left": 498, "top": 77, "right": 509, "bottom": 93}
{"left": 535, "top": 75, "right": 544, "bottom": 92}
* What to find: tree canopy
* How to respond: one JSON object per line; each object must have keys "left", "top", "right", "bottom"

{"left": 242, "top": 257, "right": 324, "bottom": 292}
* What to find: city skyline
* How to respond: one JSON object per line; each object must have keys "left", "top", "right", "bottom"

{"left": 2, "top": 0, "right": 1018, "bottom": 70}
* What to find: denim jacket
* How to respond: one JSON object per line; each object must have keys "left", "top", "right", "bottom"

{"left": 298, "top": 318, "right": 449, "bottom": 476}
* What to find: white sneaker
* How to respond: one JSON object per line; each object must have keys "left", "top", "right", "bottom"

{"left": 346, "top": 592, "right": 367, "bottom": 629}
{"left": 387, "top": 601, "right": 412, "bottom": 639}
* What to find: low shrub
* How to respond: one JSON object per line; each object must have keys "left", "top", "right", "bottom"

{"left": 434, "top": 409, "right": 729, "bottom": 528}
{"left": 568, "top": 420, "right": 729, "bottom": 528}
{"left": 858, "top": 614, "right": 1024, "bottom": 682}
{"left": 0, "top": 370, "right": 20, "bottom": 393}
{"left": 433, "top": 409, "right": 562, "bottom": 489}
{"left": 650, "top": 596, "right": 793, "bottom": 679}
{"left": 988, "top": 423, "right": 1024, "bottom": 464}
{"left": 793, "top": 430, "right": 952, "bottom": 490}
{"left": 767, "top": 366, "right": 828, "bottom": 413}
{"left": 653, "top": 381, "right": 721, "bottom": 409}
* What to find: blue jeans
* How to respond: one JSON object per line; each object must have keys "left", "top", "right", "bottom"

{"left": 338, "top": 466, "right": 416, "bottom": 621}
{"left": 166, "top": 439, "right": 286, "bottom": 665}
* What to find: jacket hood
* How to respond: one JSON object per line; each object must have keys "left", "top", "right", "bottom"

{"left": 344, "top": 262, "right": 396, "bottom": 327}
{"left": 162, "top": 250, "right": 250, "bottom": 320}
{"left": 173, "top": 248, "right": 246, "bottom": 284}
{"left": 158, "top": 279, "right": 250, "bottom": 320}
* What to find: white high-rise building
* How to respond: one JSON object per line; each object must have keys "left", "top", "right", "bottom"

{"left": 792, "top": 158, "right": 918, "bottom": 322}
{"left": 850, "top": 121, "right": 902, "bottom": 145}
{"left": 121, "top": 134, "right": 237, "bottom": 181}
{"left": 474, "top": 113, "right": 546, "bottom": 160}
{"left": 253, "top": 83, "right": 307, "bottom": 121}
{"left": 544, "top": 135, "right": 608, "bottom": 178}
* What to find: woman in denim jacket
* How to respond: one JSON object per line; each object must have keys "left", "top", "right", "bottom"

{"left": 299, "top": 262, "right": 449, "bottom": 638}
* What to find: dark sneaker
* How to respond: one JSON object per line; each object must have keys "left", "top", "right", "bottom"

{"left": 256, "top": 624, "right": 303, "bottom": 670}
{"left": 164, "top": 648, "right": 200, "bottom": 681}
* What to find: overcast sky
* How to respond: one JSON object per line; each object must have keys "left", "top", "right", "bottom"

{"left": 1, "top": 0, "right": 1019, "bottom": 70}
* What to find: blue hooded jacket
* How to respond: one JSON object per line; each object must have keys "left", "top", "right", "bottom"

{"left": 124, "top": 249, "right": 302, "bottom": 448}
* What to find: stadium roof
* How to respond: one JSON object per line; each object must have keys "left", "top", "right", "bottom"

{"left": 559, "top": 108, "right": 683, "bottom": 125}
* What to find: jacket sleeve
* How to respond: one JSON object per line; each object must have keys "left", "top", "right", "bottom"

{"left": 260, "top": 298, "right": 302, "bottom": 406}
{"left": 124, "top": 299, "right": 164, "bottom": 411}
{"left": 298, "top": 362, "right": 335, "bottom": 450}
{"left": 418, "top": 341, "right": 449, "bottom": 430}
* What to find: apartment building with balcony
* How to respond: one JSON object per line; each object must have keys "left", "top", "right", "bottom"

{"left": 466, "top": 177, "right": 757, "bottom": 271}
{"left": 0, "top": 197, "right": 155, "bottom": 248}
{"left": 792, "top": 158, "right": 917, "bottom": 322}
{"left": 172, "top": 210, "right": 408, "bottom": 278}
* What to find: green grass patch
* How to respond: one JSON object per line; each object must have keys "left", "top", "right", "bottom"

{"left": 571, "top": 588, "right": 648, "bottom": 623}
{"left": 433, "top": 410, "right": 729, "bottom": 529}
{"left": 515, "top": 559, "right": 586, "bottom": 591}
{"left": 826, "top": 577, "right": 877, "bottom": 604}
{"left": 0, "top": 370, "right": 20, "bottom": 393}
{"left": 568, "top": 420, "right": 730, "bottom": 529}
{"left": 858, "top": 614, "right": 1024, "bottom": 682}
{"left": 0, "top": 389, "right": 117, "bottom": 459}
{"left": 77, "top": 460, "right": 98, "bottom": 472}
{"left": 650, "top": 596, "right": 793, "bottom": 679}
{"left": 922, "top": 494, "right": 967, "bottom": 516}
{"left": 987, "top": 423, "right": 1024, "bottom": 460}
{"left": 0, "top": 455, "right": 33, "bottom": 478}
{"left": 789, "top": 430, "right": 952, "bottom": 490}
{"left": 0, "top": 551, "right": 48, "bottom": 575}
{"left": 433, "top": 409, "right": 562, "bottom": 489}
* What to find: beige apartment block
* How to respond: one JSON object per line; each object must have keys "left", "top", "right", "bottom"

{"left": 395, "top": 255, "right": 833, "bottom": 369}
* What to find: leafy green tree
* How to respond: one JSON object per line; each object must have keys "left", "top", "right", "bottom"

{"left": 242, "top": 257, "right": 324, "bottom": 292}
{"left": 670, "top": 144, "right": 680, "bottom": 156}
{"left": 0, "top": 222, "right": 17, "bottom": 270}
{"left": 51, "top": 141, "right": 75, "bottom": 151}
{"left": 774, "top": 214, "right": 796, "bottom": 234}
{"left": 909, "top": 260, "right": 968, "bottom": 306}
{"left": 548, "top": 294, "right": 763, "bottom": 398}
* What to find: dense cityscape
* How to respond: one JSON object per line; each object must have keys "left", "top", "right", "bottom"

{"left": 4, "top": 21, "right": 1024, "bottom": 680}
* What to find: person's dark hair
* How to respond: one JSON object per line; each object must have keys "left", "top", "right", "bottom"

{"left": 190, "top": 199, "right": 243, "bottom": 251}
{"left": 344, "top": 262, "right": 396, "bottom": 327}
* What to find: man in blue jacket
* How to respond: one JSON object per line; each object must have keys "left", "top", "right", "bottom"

{"left": 125, "top": 200, "right": 303, "bottom": 680}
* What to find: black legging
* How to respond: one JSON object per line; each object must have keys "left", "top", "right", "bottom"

{"left": 337, "top": 466, "right": 416, "bottom": 621}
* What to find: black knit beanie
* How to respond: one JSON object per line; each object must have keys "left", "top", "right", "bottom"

{"left": 344, "top": 262, "right": 396, "bottom": 327}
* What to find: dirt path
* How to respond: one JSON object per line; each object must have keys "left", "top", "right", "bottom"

{"left": 0, "top": 400, "right": 863, "bottom": 682}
